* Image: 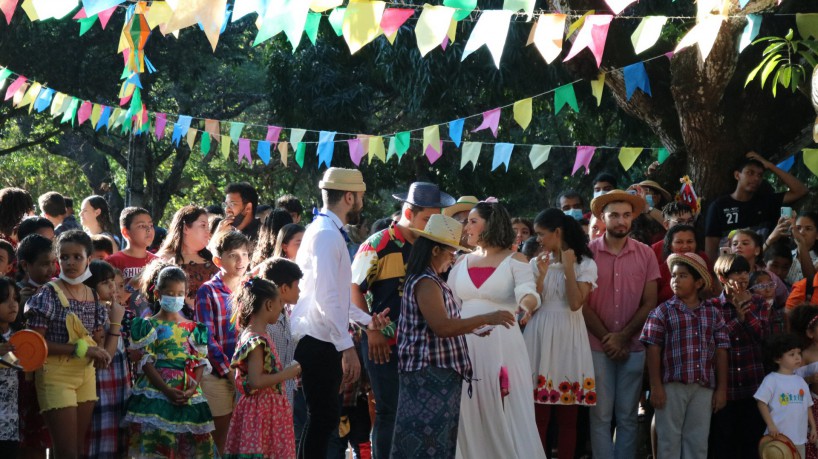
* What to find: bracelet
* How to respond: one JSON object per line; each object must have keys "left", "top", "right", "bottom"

{"left": 74, "top": 340, "right": 89, "bottom": 358}
{"left": 109, "top": 322, "right": 122, "bottom": 327}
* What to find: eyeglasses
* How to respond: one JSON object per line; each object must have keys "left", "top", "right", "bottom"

{"left": 750, "top": 281, "right": 776, "bottom": 291}
{"left": 223, "top": 201, "right": 242, "bottom": 209}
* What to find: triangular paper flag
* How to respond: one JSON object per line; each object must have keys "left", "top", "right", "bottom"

{"left": 317, "top": 131, "right": 336, "bottom": 168}
{"left": 171, "top": 115, "right": 192, "bottom": 146}
{"left": 492, "top": 143, "right": 514, "bottom": 171}
{"left": 444, "top": 0, "right": 475, "bottom": 22}
{"left": 415, "top": 4, "right": 455, "bottom": 57}
{"left": 290, "top": 128, "right": 306, "bottom": 149}
{"left": 554, "top": 84, "right": 579, "bottom": 114}
{"left": 623, "top": 62, "right": 652, "bottom": 100}
{"left": 4, "top": 76, "right": 26, "bottom": 101}
{"left": 257, "top": 140, "right": 271, "bottom": 165}
{"left": 631, "top": 16, "right": 667, "bottom": 54}
{"left": 590, "top": 73, "right": 605, "bottom": 106}
{"left": 460, "top": 141, "right": 481, "bottom": 170}
{"left": 221, "top": 134, "right": 231, "bottom": 160}
{"left": 380, "top": 8, "right": 413, "bottom": 37}
{"left": 604, "top": 0, "right": 636, "bottom": 15}
{"left": 295, "top": 143, "right": 306, "bottom": 168}
{"left": 304, "top": 12, "right": 320, "bottom": 45}
{"left": 471, "top": 108, "right": 501, "bottom": 137}
{"left": 618, "top": 147, "right": 643, "bottom": 171}
{"left": 369, "top": 136, "right": 385, "bottom": 163}
{"left": 265, "top": 125, "right": 282, "bottom": 144}
{"left": 229, "top": 122, "right": 244, "bottom": 145}
{"left": 777, "top": 155, "right": 795, "bottom": 173}
{"left": 18, "top": 82, "right": 41, "bottom": 111}
{"left": 33, "top": 87, "right": 55, "bottom": 113}
{"left": 449, "top": 119, "right": 464, "bottom": 147}
{"left": 1, "top": 0, "right": 18, "bottom": 24}
{"left": 96, "top": 106, "right": 111, "bottom": 130}
{"left": 572, "top": 146, "right": 596, "bottom": 175}
{"left": 348, "top": 138, "right": 364, "bottom": 166}
{"left": 201, "top": 132, "right": 211, "bottom": 156}
{"left": 529, "top": 145, "right": 551, "bottom": 169}
{"left": 658, "top": 147, "right": 670, "bottom": 164}
{"left": 739, "top": 14, "right": 761, "bottom": 52}
{"left": 503, "top": 0, "right": 534, "bottom": 21}
{"left": 154, "top": 113, "right": 167, "bottom": 140}
{"left": 423, "top": 125, "right": 441, "bottom": 156}
{"left": 186, "top": 127, "right": 198, "bottom": 150}
{"left": 342, "top": 0, "right": 386, "bottom": 54}
{"left": 513, "top": 98, "right": 532, "bottom": 130}
{"left": 674, "top": 14, "right": 724, "bottom": 61}
{"left": 238, "top": 138, "right": 252, "bottom": 165}
{"left": 278, "top": 141, "right": 289, "bottom": 166}
{"left": 425, "top": 140, "right": 444, "bottom": 164}
{"left": 386, "top": 137, "right": 397, "bottom": 161}
{"left": 60, "top": 98, "right": 79, "bottom": 125}
{"left": 77, "top": 101, "right": 92, "bottom": 125}
{"left": 97, "top": 5, "right": 115, "bottom": 28}
{"left": 328, "top": 7, "right": 345, "bottom": 36}
{"left": 395, "top": 131, "right": 410, "bottom": 157}
{"left": 201, "top": 119, "right": 219, "bottom": 143}
{"left": 797, "top": 13, "right": 818, "bottom": 40}
{"left": 90, "top": 104, "right": 102, "bottom": 127}
{"left": 532, "top": 13, "right": 566, "bottom": 64}
{"left": 461, "top": 10, "right": 513, "bottom": 68}
{"left": 82, "top": 0, "right": 122, "bottom": 17}
{"left": 564, "top": 15, "right": 613, "bottom": 67}
{"left": 803, "top": 148, "right": 818, "bottom": 177}
{"left": 310, "top": 0, "right": 341, "bottom": 13}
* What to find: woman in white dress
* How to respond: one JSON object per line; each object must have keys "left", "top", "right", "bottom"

{"left": 449, "top": 200, "right": 546, "bottom": 459}
{"left": 522, "top": 208, "right": 598, "bottom": 459}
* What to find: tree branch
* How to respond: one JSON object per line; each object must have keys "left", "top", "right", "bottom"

{"left": 0, "top": 128, "right": 64, "bottom": 157}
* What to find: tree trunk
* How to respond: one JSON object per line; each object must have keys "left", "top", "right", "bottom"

{"left": 126, "top": 132, "right": 148, "bottom": 209}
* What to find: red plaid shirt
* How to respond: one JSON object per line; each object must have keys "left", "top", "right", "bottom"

{"left": 712, "top": 292, "right": 769, "bottom": 400}
{"left": 195, "top": 272, "right": 237, "bottom": 377}
{"left": 641, "top": 297, "right": 730, "bottom": 388}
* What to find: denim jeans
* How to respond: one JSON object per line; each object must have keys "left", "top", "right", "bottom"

{"left": 590, "top": 351, "right": 645, "bottom": 459}
{"left": 360, "top": 333, "right": 399, "bottom": 459}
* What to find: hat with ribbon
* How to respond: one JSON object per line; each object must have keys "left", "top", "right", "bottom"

{"left": 393, "top": 182, "right": 456, "bottom": 209}
{"left": 443, "top": 195, "right": 480, "bottom": 217}
{"left": 410, "top": 214, "right": 471, "bottom": 252}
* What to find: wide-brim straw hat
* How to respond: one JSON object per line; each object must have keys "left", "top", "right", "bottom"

{"left": 758, "top": 434, "right": 800, "bottom": 459}
{"left": 393, "top": 182, "right": 456, "bottom": 208}
{"left": 410, "top": 214, "right": 471, "bottom": 252}
{"left": 443, "top": 196, "right": 479, "bottom": 217}
{"left": 666, "top": 252, "right": 713, "bottom": 291}
{"left": 638, "top": 180, "right": 673, "bottom": 203}
{"left": 590, "top": 189, "right": 646, "bottom": 218}
{"left": 318, "top": 167, "right": 366, "bottom": 192}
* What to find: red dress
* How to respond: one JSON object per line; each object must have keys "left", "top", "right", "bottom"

{"left": 224, "top": 330, "right": 295, "bottom": 459}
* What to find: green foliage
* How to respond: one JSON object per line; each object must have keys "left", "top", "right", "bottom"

{"left": 745, "top": 29, "right": 818, "bottom": 97}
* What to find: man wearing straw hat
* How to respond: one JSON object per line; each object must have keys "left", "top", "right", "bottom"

{"left": 350, "top": 182, "right": 455, "bottom": 458}
{"left": 291, "top": 167, "right": 390, "bottom": 459}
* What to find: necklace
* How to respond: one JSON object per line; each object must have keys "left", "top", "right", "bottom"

{"left": 62, "top": 281, "right": 87, "bottom": 303}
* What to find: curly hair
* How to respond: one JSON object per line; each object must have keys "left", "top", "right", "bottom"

{"left": 471, "top": 201, "right": 515, "bottom": 249}
{"left": 0, "top": 187, "right": 33, "bottom": 238}
{"left": 157, "top": 205, "right": 212, "bottom": 264}
{"left": 231, "top": 277, "right": 279, "bottom": 330}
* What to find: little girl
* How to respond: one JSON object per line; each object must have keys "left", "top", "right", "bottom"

{"left": 123, "top": 266, "right": 217, "bottom": 458}
{"left": 791, "top": 305, "right": 818, "bottom": 459}
{"left": 0, "top": 277, "right": 21, "bottom": 456}
{"left": 24, "top": 230, "right": 116, "bottom": 458}
{"left": 224, "top": 276, "right": 300, "bottom": 459}
{"left": 82, "top": 260, "right": 131, "bottom": 458}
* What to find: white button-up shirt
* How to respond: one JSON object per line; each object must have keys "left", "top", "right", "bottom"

{"left": 291, "top": 208, "right": 372, "bottom": 351}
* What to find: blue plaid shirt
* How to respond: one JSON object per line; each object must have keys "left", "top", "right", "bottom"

{"left": 195, "top": 272, "right": 237, "bottom": 377}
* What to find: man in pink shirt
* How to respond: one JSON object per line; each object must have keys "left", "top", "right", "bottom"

{"left": 584, "top": 190, "right": 660, "bottom": 459}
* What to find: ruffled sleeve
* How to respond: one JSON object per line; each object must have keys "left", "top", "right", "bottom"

{"left": 231, "top": 333, "right": 274, "bottom": 374}
{"left": 510, "top": 257, "right": 541, "bottom": 310}
{"left": 129, "top": 317, "right": 157, "bottom": 350}
{"left": 576, "top": 258, "right": 599, "bottom": 290}
{"left": 24, "top": 284, "right": 59, "bottom": 331}
{"left": 188, "top": 323, "right": 209, "bottom": 359}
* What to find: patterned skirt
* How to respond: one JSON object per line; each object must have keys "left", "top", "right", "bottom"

{"left": 808, "top": 393, "right": 818, "bottom": 459}
{"left": 82, "top": 347, "right": 131, "bottom": 458}
{"left": 224, "top": 388, "right": 296, "bottom": 459}
{"left": 391, "top": 366, "right": 463, "bottom": 459}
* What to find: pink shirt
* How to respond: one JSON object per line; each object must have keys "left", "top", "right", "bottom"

{"left": 587, "top": 236, "right": 660, "bottom": 353}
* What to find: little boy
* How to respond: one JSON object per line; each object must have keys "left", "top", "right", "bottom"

{"left": 0, "top": 239, "right": 14, "bottom": 276}
{"left": 755, "top": 333, "right": 818, "bottom": 458}
{"left": 194, "top": 230, "right": 250, "bottom": 454}
{"left": 641, "top": 252, "right": 729, "bottom": 459}
{"left": 90, "top": 234, "right": 114, "bottom": 261}
{"left": 105, "top": 207, "right": 156, "bottom": 283}
{"left": 15, "top": 234, "right": 56, "bottom": 312}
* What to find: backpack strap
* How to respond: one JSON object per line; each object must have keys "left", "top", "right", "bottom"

{"left": 47, "top": 281, "right": 70, "bottom": 308}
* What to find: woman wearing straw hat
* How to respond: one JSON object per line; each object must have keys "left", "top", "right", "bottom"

{"left": 450, "top": 201, "right": 546, "bottom": 459}
{"left": 391, "top": 214, "right": 514, "bottom": 458}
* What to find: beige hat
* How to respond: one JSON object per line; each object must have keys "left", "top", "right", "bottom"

{"left": 318, "top": 167, "right": 366, "bottom": 192}
{"left": 758, "top": 434, "right": 799, "bottom": 459}
{"left": 638, "top": 180, "right": 672, "bottom": 203}
{"left": 410, "top": 214, "right": 471, "bottom": 252}
{"left": 443, "top": 196, "right": 479, "bottom": 217}
{"left": 590, "top": 189, "right": 646, "bottom": 218}
{"left": 666, "top": 252, "right": 712, "bottom": 291}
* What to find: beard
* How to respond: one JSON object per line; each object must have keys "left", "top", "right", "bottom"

{"left": 606, "top": 224, "right": 631, "bottom": 239}
{"left": 346, "top": 200, "right": 363, "bottom": 226}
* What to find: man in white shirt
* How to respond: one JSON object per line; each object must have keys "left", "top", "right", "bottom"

{"left": 291, "top": 167, "right": 389, "bottom": 459}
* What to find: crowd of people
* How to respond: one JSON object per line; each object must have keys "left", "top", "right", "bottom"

{"left": 0, "top": 150, "right": 818, "bottom": 459}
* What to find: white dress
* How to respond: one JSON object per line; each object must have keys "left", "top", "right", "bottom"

{"left": 523, "top": 257, "right": 598, "bottom": 406}
{"left": 450, "top": 254, "right": 547, "bottom": 459}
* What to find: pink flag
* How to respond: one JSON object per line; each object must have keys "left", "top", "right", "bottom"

{"left": 154, "top": 113, "right": 167, "bottom": 140}
{"left": 441, "top": 35, "right": 449, "bottom": 51}
{"left": 564, "top": 15, "right": 613, "bottom": 67}
{"left": 0, "top": 0, "right": 18, "bottom": 24}
{"left": 77, "top": 101, "right": 92, "bottom": 125}
{"left": 73, "top": 8, "right": 86, "bottom": 19}
{"left": 425, "top": 141, "right": 444, "bottom": 164}
{"left": 380, "top": 8, "right": 414, "bottom": 36}
{"left": 471, "top": 108, "right": 501, "bottom": 137}
{"left": 348, "top": 138, "right": 365, "bottom": 166}
{"left": 238, "top": 138, "right": 252, "bottom": 165}
{"left": 265, "top": 125, "right": 282, "bottom": 144}
{"left": 4, "top": 76, "right": 26, "bottom": 101}
{"left": 572, "top": 146, "right": 596, "bottom": 175}
{"left": 98, "top": 6, "right": 116, "bottom": 29}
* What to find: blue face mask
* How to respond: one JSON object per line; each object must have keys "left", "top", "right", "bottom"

{"left": 564, "top": 208, "right": 584, "bottom": 221}
{"left": 159, "top": 295, "right": 185, "bottom": 313}
{"left": 646, "top": 194, "right": 655, "bottom": 208}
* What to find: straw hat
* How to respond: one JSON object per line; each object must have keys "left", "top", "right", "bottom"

{"left": 318, "top": 167, "right": 366, "bottom": 192}
{"left": 638, "top": 180, "right": 673, "bottom": 203}
{"left": 443, "top": 196, "right": 479, "bottom": 217}
{"left": 410, "top": 214, "right": 471, "bottom": 252}
{"left": 666, "top": 252, "right": 712, "bottom": 291}
{"left": 590, "top": 189, "right": 646, "bottom": 218}
{"left": 393, "top": 182, "right": 456, "bottom": 208}
{"left": 758, "top": 434, "right": 799, "bottom": 459}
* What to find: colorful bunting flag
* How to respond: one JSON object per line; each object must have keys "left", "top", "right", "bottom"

{"left": 604, "top": 0, "right": 636, "bottom": 15}
{"left": 449, "top": 118, "right": 464, "bottom": 147}
{"left": 423, "top": 125, "right": 441, "bottom": 156}
{"left": 369, "top": 136, "right": 385, "bottom": 163}
{"left": 444, "top": 0, "right": 475, "bottom": 22}
{"left": 572, "top": 146, "right": 596, "bottom": 175}
{"left": 348, "top": 138, "right": 364, "bottom": 165}
{"left": 238, "top": 138, "right": 252, "bottom": 165}
{"left": 295, "top": 143, "right": 306, "bottom": 168}
{"left": 564, "top": 15, "right": 613, "bottom": 67}
{"left": 317, "top": 130, "right": 336, "bottom": 168}
{"left": 623, "top": 62, "right": 652, "bottom": 100}
{"left": 290, "top": 128, "right": 306, "bottom": 150}
{"left": 796, "top": 13, "right": 818, "bottom": 40}
{"left": 201, "top": 132, "right": 211, "bottom": 155}
{"left": 631, "top": 16, "right": 667, "bottom": 55}
{"left": 492, "top": 143, "right": 514, "bottom": 171}
{"left": 554, "top": 84, "right": 579, "bottom": 114}
{"left": 221, "top": 134, "right": 231, "bottom": 159}
{"left": 513, "top": 98, "right": 532, "bottom": 130}
{"left": 777, "top": 155, "right": 795, "bottom": 173}
{"left": 803, "top": 149, "right": 818, "bottom": 177}
{"left": 328, "top": 7, "right": 345, "bottom": 36}
{"left": 1, "top": 0, "right": 18, "bottom": 24}
{"left": 278, "top": 141, "right": 289, "bottom": 166}
{"left": 529, "top": 145, "right": 551, "bottom": 169}
{"left": 229, "top": 122, "right": 244, "bottom": 145}
{"left": 739, "top": 14, "right": 761, "bottom": 52}
{"left": 154, "top": 113, "right": 167, "bottom": 140}
{"left": 618, "top": 147, "right": 643, "bottom": 171}
{"left": 590, "top": 73, "right": 605, "bottom": 106}
{"left": 4, "top": 76, "right": 26, "bottom": 101}
{"left": 503, "top": 0, "right": 535, "bottom": 21}
{"left": 675, "top": 14, "right": 724, "bottom": 61}
{"left": 472, "top": 108, "right": 501, "bottom": 137}
{"left": 205, "top": 119, "right": 220, "bottom": 143}
{"left": 77, "top": 100, "right": 92, "bottom": 125}
{"left": 531, "top": 14, "right": 566, "bottom": 64}
{"left": 460, "top": 141, "right": 481, "bottom": 169}
{"left": 658, "top": 147, "right": 670, "bottom": 164}
{"left": 415, "top": 4, "right": 455, "bottom": 57}
{"left": 342, "top": 0, "right": 385, "bottom": 55}
{"left": 186, "top": 126, "right": 197, "bottom": 149}
{"left": 380, "top": 8, "right": 414, "bottom": 42}
{"left": 171, "top": 115, "right": 192, "bottom": 146}
{"left": 395, "top": 131, "right": 410, "bottom": 158}
{"left": 386, "top": 136, "right": 397, "bottom": 161}
{"left": 257, "top": 140, "right": 271, "bottom": 164}
{"left": 96, "top": 105, "right": 111, "bottom": 130}
{"left": 425, "top": 140, "right": 443, "bottom": 164}
{"left": 462, "top": 10, "right": 513, "bottom": 68}
{"left": 265, "top": 125, "right": 281, "bottom": 144}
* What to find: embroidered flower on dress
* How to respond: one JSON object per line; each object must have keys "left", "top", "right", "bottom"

{"left": 558, "top": 381, "right": 571, "bottom": 393}
{"left": 583, "top": 377, "right": 595, "bottom": 391}
{"left": 560, "top": 392, "right": 574, "bottom": 404}
{"left": 585, "top": 391, "right": 597, "bottom": 404}
{"left": 548, "top": 390, "right": 560, "bottom": 403}
{"left": 571, "top": 382, "right": 581, "bottom": 394}
{"left": 537, "top": 375, "right": 546, "bottom": 389}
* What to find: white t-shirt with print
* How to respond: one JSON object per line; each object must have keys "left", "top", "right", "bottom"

{"left": 754, "top": 372, "right": 813, "bottom": 445}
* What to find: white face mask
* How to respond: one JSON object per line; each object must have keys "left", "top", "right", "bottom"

{"left": 59, "top": 266, "right": 92, "bottom": 285}
{"left": 766, "top": 298, "right": 775, "bottom": 307}
{"left": 593, "top": 190, "right": 607, "bottom": 200}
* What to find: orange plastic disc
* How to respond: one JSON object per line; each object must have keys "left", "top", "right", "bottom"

{"left": 9, "top": 330, "right": 48, "bottom": 371}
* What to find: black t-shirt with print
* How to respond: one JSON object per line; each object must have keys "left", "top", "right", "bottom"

{"left": 704, "top": 190, "right": 785, "bottom": 241}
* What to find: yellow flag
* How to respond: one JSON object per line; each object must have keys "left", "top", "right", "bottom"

{"left": 20, "top": 0, "right": 38, "bottom": 21}
{"left": 310, "top": 0, "right": 342, "bottom": 13}
{"left": 423, "top": 125, "right": 440, "bottom": 154}
{"left": 369, "top": 136, "right": 386, "bottom": 163}
{"left": 18, "top": 82, "right": 41, "bottom": 111}
{"left": 567, "top": 10, "right": 594, "bottom": 38}
{"left": 416, "top": 5, "right": 456, "bottom": 57}
{"left": 186, "top": 128, "right": 198, "bottom": 149}
{"left": 90, "top": 104, "right": 102, "bottom": 127}
{"left": 618, "top": 147, "right": 643, "bottom": 171}
{"left": 144, "top": 2, "right": 173, "bottom": 30}
{"left": 221, "top": 134, "right": 231, "bottom": 160}
{"left": 590, "top": 73, "right": 605, "bottom": 106}
{"left": 804, "top": 149, "right": 818, "bottom": 177}
{"left": 50, "top": 93, "right": 67, "bottom": 117}
{"left": 110, "top": 108, "right": 123, "bottom": 128}
{"left": 675, "top": 14, "right": 724, "bottom": 61}
{"left": 513, "top": 98, "right": 532, "bottom": 130}
{"left": 631, "top": 16, "right": 667, "bottom": 55}
{"left": 342, "top": 0, "right": 385, "bottom": 55}
{"left": 447, "top": 17, "right": 457, "bottom": 43}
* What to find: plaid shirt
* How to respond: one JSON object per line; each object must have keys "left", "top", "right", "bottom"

{"left": 712, "top": 292, "right": 769, "bottom": 400}
{"left": 397, "top": 268, "right": 472, "bottom": 380}
{"left": 640, "top": 297, "right": 730, "bottom": 388}
{"left": 82, "top": 343, "right": 131, "bottom": 457}
{"left": 195, "top": 272, "right": 237, "bottom": 377}
{"left": 25, "top": 283, "right": 108, "bottom": 343}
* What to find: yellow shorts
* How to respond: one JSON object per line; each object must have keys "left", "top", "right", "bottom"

{"left": 35, "top": 355, "right": 97, "bottom": 412}
{"left": 201, "top": 372, "right": 236, "bottom": 417}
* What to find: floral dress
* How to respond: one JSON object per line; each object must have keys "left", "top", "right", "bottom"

{"left": 224, "top": 330, "right": 296, "bottom": 459}
{"left": 123, "top": 317, "right": 216, "bottom": 458}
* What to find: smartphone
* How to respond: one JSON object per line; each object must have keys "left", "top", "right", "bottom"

{"left": 719, "top": 246, "right": 731, "bottom": 256}
{"left": 781, "top": 207, "right": 793, "bottom": 218}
